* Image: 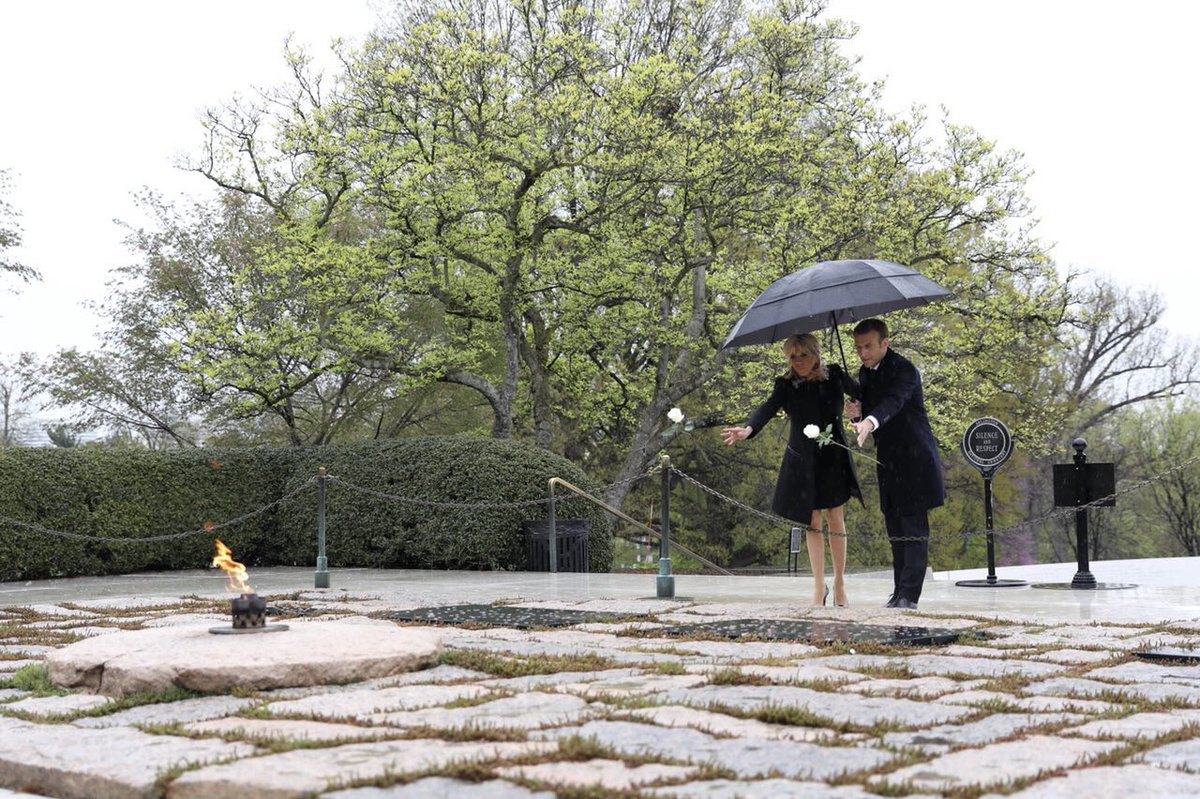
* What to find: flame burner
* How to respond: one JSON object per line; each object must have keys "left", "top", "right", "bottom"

{"left": 209, "top": 592, "right": 289, "bottom": 635}
{"left": 232, "top": 592, "right": 266, "bottom": 628}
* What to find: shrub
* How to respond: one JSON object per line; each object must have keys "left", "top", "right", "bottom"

{"left": 0, "top": 437, "right": 610, "bottom": 580}
{"left": 278, "top": 437, "right": 611, "bottom": 572}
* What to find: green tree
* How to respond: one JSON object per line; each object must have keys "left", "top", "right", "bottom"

{"left": 0, "top": 354, "right": 37, "bottom": 447}
{"left": 1122, "top": 400, "right": 1200, "bottom": 556}
{"left": 47, "top": 0, "right": 1075, "bottom": 572}
{"left": 0, "top": 169, "right": 39, "bottom": 283}
{"left": 1028, "top": 277, "right": 1200, "bottom": 563}
{"left": 44, "top": 424, "right": 79, "bottom": 448}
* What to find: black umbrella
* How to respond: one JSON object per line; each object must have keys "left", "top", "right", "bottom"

{"left": 721, "top": 259, "right": 953, "bottom": 352}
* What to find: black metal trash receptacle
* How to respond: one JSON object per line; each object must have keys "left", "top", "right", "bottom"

{"left": 524, "top": 519, "right": 590, "bottom": 572}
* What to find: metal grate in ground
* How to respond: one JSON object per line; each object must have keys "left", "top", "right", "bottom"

{"left": 374, "top": 603, "right": 647, "bottom": 628}
{"left": 654, "top": 618, "right": 968, "bottom": 646}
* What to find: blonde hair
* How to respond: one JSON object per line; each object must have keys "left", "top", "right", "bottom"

{"left": 782, "top": 333, "right": 827, "bottom": 382}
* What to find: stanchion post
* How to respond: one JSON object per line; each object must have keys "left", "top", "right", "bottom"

{"left": 548, "top": 479, "right": 558, "bottom": 574}
{"left": 982, "top": 476, "right": 997, "bottom": 583}
{"left": 956, "top": 416, "right": 1026, "bottom": 588}
{"left": 1070, "top": 439, "right": 1097, "bottom": 588}
{"left": 657, "top": 454, "right": 675, "bottom": 599}
{"left": 314, "top": 466, "right": 330, "bottom": 588}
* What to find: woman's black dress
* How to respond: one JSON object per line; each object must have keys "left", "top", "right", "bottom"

{"left": 745, "top": 364, "right": 862, "bottom": 523}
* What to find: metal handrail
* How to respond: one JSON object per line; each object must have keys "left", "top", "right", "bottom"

{"left": 547, "top": 476, "right": 732, "bottom": 576}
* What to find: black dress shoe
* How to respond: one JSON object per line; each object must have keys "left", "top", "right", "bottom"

{"left": 894, "top": 597, "right": 918, "bottom": 609}
{"left": 884, "top": 594, "right": 899, "bottom": 608}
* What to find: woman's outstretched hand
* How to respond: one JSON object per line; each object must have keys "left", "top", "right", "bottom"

{"left": 721, "top": 426, "right": 751, "bottom": 445}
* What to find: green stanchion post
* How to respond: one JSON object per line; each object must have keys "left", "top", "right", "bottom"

{"left": 657, "top": 453, "right": 675, "bottom": 598}
{"left": 314, "top": 466, "right": 330, "bottom": 588}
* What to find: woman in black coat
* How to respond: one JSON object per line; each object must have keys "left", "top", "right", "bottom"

{"left": 721, "top": 333, "right": 862, "bottom": 607}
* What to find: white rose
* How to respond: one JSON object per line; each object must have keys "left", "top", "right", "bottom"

{"left": 667, "top": 407, "right": 685, "bottom": 424}
{"left": 803, "top": 424, "right": 820, "bottom": 439}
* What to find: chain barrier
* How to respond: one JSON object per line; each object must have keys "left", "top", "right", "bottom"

{"left": 5, "top": 452, "right": 1195, "bottom": 555}
{"left": 0, "top": 478, "right": 318, "bottom": 545}
{"left": 668, "top": 451, "right": 1200, "bottom": 545}
{"left": 324, "top": 469, "right": 655, "bottom": 510}
{"left": 0, "top": 470, "right": 660, "bottom": 548}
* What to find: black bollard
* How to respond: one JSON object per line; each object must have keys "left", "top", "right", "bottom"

{"left": 1070, "top": 439, "right": 1097, "bottom": 588}
{"left": 1033, "top": 438, "right": 1133, "bottom": 591}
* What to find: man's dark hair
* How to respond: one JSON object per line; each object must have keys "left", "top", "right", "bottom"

{"left": 853, "top": 318, "right": 889, "bottom": 339}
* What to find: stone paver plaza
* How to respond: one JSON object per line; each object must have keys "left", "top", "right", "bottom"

{"left": 2, "top": 561, "right": 1200, "bottom": 798}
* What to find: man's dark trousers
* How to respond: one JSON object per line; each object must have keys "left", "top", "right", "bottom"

{"left": 886, "top": 510, "right": 929, "bottom": 604}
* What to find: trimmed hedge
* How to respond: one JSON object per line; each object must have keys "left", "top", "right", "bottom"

{"left": 0, "top": 437, "right": 611, "bottom": 581}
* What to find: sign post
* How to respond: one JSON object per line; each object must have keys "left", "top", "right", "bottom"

{"left": 957, "top": 417, "right": 1027, "bottom": 588}
{"left": 1033, "top": 438, "right": 1134, "bottom": 591}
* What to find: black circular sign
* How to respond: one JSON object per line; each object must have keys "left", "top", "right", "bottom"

{"left": 961, "top": 417, "right": 1013, "bottom": 476}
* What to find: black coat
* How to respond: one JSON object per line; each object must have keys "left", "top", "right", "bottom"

{"left": 746, "top": 364, "right": 862, "bottom": 523}
{"left": 859, "top": 348, "right": 945, "bottom": 515}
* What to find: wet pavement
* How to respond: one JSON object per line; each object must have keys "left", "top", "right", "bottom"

{"left": 1, "top": 557, "right": 1198, "bottom": 798}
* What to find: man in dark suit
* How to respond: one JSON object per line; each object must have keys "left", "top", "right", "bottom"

{"left": 845, "top": 318, "right": 944, "bottom": 609}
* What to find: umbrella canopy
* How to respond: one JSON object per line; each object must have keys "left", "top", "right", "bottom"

{"left": 720, "top": 259, "right": 952, "bottom": 350}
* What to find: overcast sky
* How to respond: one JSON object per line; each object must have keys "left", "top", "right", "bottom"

{"left": 1, "top": 0, "right": 1196, "bottom": 370}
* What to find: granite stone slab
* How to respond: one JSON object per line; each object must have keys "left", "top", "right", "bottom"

{"left": 259, "top": 665, "right": 488, "bottom": 700}
{"left": 497, "top": 758, "right": 696, "bottom": 789}
{"left": 67, "top": 597, "right": 201, "bottom": 610}
{"left": 1084, "top": 661, "right": 1200, "bottom": 684}
{"left": 624, "top": 639, "right": 820, "bottom": 660}
{"left": 47, "top": 620, "right": 442, "bottom": 698}
{"left": 21, "top": 605, "right": 100, "bottom": 618}
{"left": 434, "top": 635, "right": 689, "bottom": 664}
{"left": 186, "top": 717, "right": 402, "bottom": 742}
{"left": 813, "top": 653, "right": 1063, "bottom": 679}
{"left": 646, "top": 780, "right": 914, "bottom": 798}
{"left": 140, "top": 614, "right": 228, "bottom": 628}
{"left": 558, "top": 672, "right": 708, "bottom": 698}
{"left": 1135, "top": 738, "right": 1200, "bottom": 771}
{"left": 4, "top": 693, "right": 113, "bottom": 717}
{"left": 479, "top": 668, "right": 641, "bottom": 692}
{"left": 1024, "top": 677, "right": 1200, "bottom": 704}
{"left": 72, "top": 696, "right": 256, "bottom": 729}
{"left": 1026, "top": 649, "right": 1120, "bottom": 665}
{"left": 991, "top": 626, "right": 1153, "bottom": 649}
{"left": 0, "top": 715, "right": 254, "bottom": 799}
{"left": 366, "top": 692, "right": 596, "bottom": 730}
{"left": 0, "top": 644, "right": 57, "bottom": 656}
{"left": 940, "top": 644, "right": 1033, "bottom": 658}
{"left": 167, "top": 740, "right": 556, "bottom": 799}
{"left": 1065, "top": 709, "right": 1200, "bottom": 740}
{"left": 322, "top": 777, "right": 555, "bottom": 798}
{"left": 626, "top": 705, "right": 840, "bottom": 742}
{"left": 267, "top": 683, "right": 490, "bottom": 721}
{"left": 0, "top": 688, "right": 28, "bottom": 702}
{"left": 533, "top": 721, "right": 893, "bottom": 780}
{"left": 651, "top": 684, "right": 975, "bottom": 727}
{"left": 735, "top": 663, "right": 867, "bottom": 685}
{"left": 871, "top": 735, "right": 1122, "bottom": 792}
{"left": 934, "top": 691, "right": 1118, "bottom": 714}
{"left": 978, "top": 764, "right": 1200, "bottom": 798}
{"left": 845, "top": 676, "right": 987, "bottom": 698}
{"left": 881, "top": 713, "right": 1082, "bottom": 753}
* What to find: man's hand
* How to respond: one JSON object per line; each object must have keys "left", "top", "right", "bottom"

{"left": 844, "top": 399, "right": 862, "bottom": 422}
{"left": 851, "top": 417, "right": 876, "bottom": 447}
{"left": 720, "top": 426, "right": 751, "bottom": 446}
